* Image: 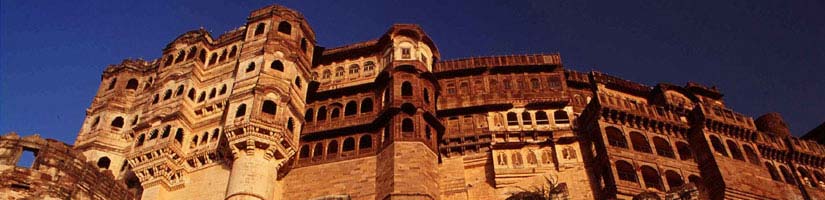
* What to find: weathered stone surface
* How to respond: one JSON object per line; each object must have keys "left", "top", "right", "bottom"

{"left": 4, "top": 4, "right": 825, "bottom": 200}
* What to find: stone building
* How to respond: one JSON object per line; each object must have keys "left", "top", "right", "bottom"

{"left": 2, "top": 4, "right": 825, "bottom": 200}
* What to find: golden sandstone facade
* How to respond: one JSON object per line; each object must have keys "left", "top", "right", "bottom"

{"left": 2, "top": 4, "right": 825, "bottom": 200}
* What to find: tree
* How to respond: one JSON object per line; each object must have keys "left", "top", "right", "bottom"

{"left": 506, "top": 175, "right": 568, "bottom": 200}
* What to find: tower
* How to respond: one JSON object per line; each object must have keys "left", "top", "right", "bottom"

{"left": 222, "top": 5, "right": 315, "bottom": 200}
{"left": 375, "top": 25, "right": 443, "bottom": 200}
{"left": 74, "top": 58, "right": 156, "bottom": 194}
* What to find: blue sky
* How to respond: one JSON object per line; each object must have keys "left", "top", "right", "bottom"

{"left": 2, "top": 0, "right": 824, "bottom": 144}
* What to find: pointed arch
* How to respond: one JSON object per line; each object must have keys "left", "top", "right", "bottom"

{"left": 727, "top": 140, "right": 745, "bottom": 160}
{"left": 271, "top": 60, "right": 284, "bottom": 71}
{"left": 235, "top": 104, "right": 247, "bottom": 117}
{"left": 327, "top": 140, "right": 339, "bottom": 155}
{"left": 126, "top": 79, "right": 139, "bottom": 90}
{"left": 305, "top": 108, "right": 314, "bottom": 122}
{"left": 641, "top": 166, "right": 663, "bottom": 191}
{"left": 343, "top": 137, "right": 355, "bottom": 151}
{"left": 111, "top": 117, "right": 124, "bottom": 128}
{"left": 254, "top": 23, "right": 266, "bottom": 35}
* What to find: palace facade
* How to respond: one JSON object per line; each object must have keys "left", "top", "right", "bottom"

{"left": 2, "top": 4, "right": 825, "bottom": 200}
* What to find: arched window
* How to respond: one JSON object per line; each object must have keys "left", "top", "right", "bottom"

{"left": 727, "top": 140, "right": 745, "bottom": 160}
{"left": 554, "top": 110, "right": 570, "bottom": 124}
{"left": 163, "top": 55, "right": 174, "bottom": 66}
{"left": 665, "top": 170, "right": 684, "bottom": 188}
{"left": 401, "top": 81, "right": 413, "bottom": 96}
{"left": 709, "top": 135, "right": 728, "bottom": 156}
{"left": 163, "top": 89, "right": 172, "bottom": 100}
{"left": 200, "top": 132, "right": 208, "bottom": 144}
{"left": 136, "top": 134, "right": 145, "bottom": 146}
{"left": 246, "top": 62, "right": 256, "bottom": 72}
{"left": 535, "top": 111, "right": 549, "bottom": 125}
{"left": 209, "top": 88, "right": 216, "bottom": 99}
{"left": 330, "top": 108, "right": 340, "bottom": 119}
{"left": 814, "top": 171, "right": 825, "bottom": 186}
{"left": 199, "top": 51, "right": 206, "bottom": 62}
{"left": 152, "top": 94, "right": 159, "bottom": 104}
{"left": 126, "top": 79, "right": 139, "bottom": 90}
{"left": 198, "top": 92, "right": 205, "bottom": 102}
{"left": 616, "top": 160, "right": 637, "bottom": 182}
{"left": 506, "top": 112, "right": 519, "bottom": 126}
{"left": 345, "top": 101, "right": 357, "bottom": 116}
{"left": 402, "top": 118, "right": 414, "bottom": 132}
{"left": 743, "top": 145, "right": 760, "bottom": 165}
{"left": 676, "top": 142, "right": 692, "bottom": 160}
{"left": 653, "top": 137, "right": 675, "bottom": 158}
{"left": 512, "top": 152, "right": 524, "bottom": 168}
{"left": 316, "top": 106, "right": 327, "bottom": 121}
{"left": 209, "top": 53, "right": 217, "bottom": 65}
{"left": 262, "top": 100, "right": 277, "bottom": 115}
{"left": 235, "top": 104, "right": 247, "bottom": 117}
{"left": 335, "top": 67, "right": 345, "bottom": 78}
{"left": 97, "top": 157, "right": 111, "bottom": 169}
{"left": 497, "top": 153, "right": 508, "bottom": 166}
{"left": 322, "top": 70, "right": 332, "bottom": 80}
{"left": 209, "top": 128, "right": 221, "bottom": 141}
{"left": 148, "top": 129, "right": 158, "bottom": 140}
{"left": 359, "top": 135, "right": 372, "bottom": 149}
{"left": 798, "top": 167, "right": 816, "bottom": 187}
{"left": 174, "top": 128, "right": 184, "bottom": 143}
{"left": 327, "top": 140, "right": 339, "bottom": 155}
{"left": 108, "top": 78, "right": 117, "bottom": 90}
{"left": 299, "top": 145, "right": 310, "bottom": 159}
{"left": 219, "top": 85, "right": 227, "bottom": 95}
{"left": 190, "top": 135, "right": 198, "bottom": 148}
{"left": 530, "top": 78, "right": 541, "bottom": 89}
{"left": 111, "top": 117, "right": 124, "bottom": 128}
{"left": 780, "top": 166, "right": 796, "bottom": 184}
{"left": 286, "top": 118, "right": 294, "bottom": 132}
{"left": 254, "top": 23, "right": 266, "bottom": 36}
{"left": 277, "top": 21, "right": 291, "bottom": 35}
{"left": 175, "top": 50, "right": 185, "bottom": 63}
{"left": 641, "top": 166, "right": 663, "bottom": 191}
{"left": 423, "top": 88, "right": 430, "bottom": 104}
{"left": 161, "top": 125, "right": 171, "bottom": 138}
{"left": 521, "top": 112, "right": 532, "bottom": 126}
{"left": 527, "top": 151, "right": 538, "bottom": 165}
{"left": 313, "top": 143, "right": 323, "bottom": 158}
{"left": 300, "top": 38, "right": 308, "bottom": 52}
{"left": 605, "top": 127, "right": 628, "bottom": 148}
{"left": 228, "top": 46, "right": 237, "bottom": 58}
{"left": 176, "top": 85, "right": 184, "bottom": 96}
{"left": 295, "top": 76, "right": 302, "bottom": 88}
{"left": 348, "top": 64, "right": 359, "bottom": 76}
{"left": 343, "top": 137, "right": 355, "bottom": 152}
{"left": 361, "top": 98, "right": 373, "bottom": 113}
{"left": 305, "top": 108, "right": 314, "bottom": 122}
{"left": 363, "top": 61, "right": 375, "bottom": 75}
{"left": 187, "top": 47, "right": 197, "bottom": 60}
{"left": 271, "top": 60, "right": 284, "bottom": 71}
{"left": 630, "top": 132, "right": 652, "bottom": 153}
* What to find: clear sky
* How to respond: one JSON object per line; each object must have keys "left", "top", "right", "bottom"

{"left": 1, "top": 0, "right": 824, "bottom": 144}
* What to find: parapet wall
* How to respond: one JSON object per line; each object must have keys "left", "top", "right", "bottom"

{"left": 0, "top": 133, "right": 135, "bottom": 200}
